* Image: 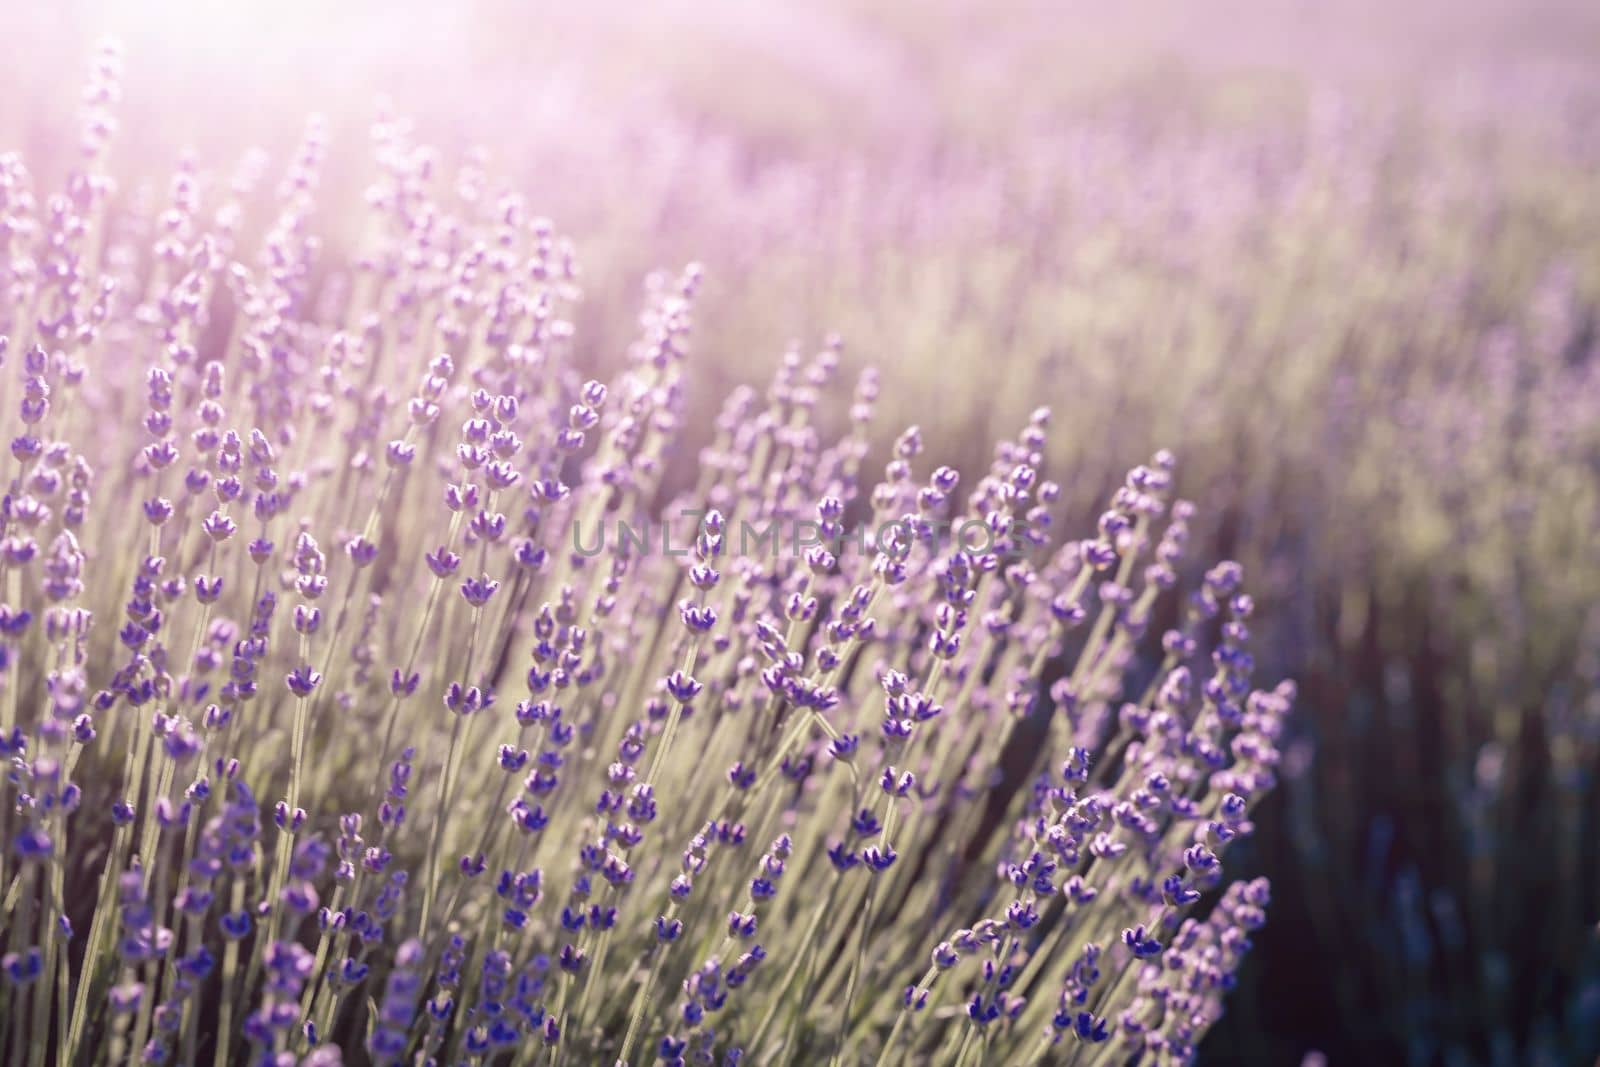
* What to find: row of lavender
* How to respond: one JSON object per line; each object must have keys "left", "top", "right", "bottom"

{"left": 0, "top": 45, "right": 1294, "bottom": 1065}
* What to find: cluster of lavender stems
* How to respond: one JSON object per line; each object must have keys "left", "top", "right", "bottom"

{"left": 0, "top": 43, "right": 1300, "bottom": 1067}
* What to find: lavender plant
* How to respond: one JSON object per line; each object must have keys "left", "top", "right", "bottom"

{"left": 0, "top": 44, "right": 1297, "bottom": 1067}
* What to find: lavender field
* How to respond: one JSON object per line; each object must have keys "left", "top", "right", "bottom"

{"left": 0, "top": 2, "right": 1597, "bottom": 1064}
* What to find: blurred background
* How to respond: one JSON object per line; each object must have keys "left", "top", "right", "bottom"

{"left": 4, "top": 0, "right": 1600, "bottom": 1062}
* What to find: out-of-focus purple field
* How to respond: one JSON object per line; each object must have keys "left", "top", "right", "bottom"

{"left": 0, "top": 1, "right": 1598, "bottom": 1064}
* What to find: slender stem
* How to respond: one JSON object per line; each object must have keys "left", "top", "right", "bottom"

{"left": 830, "top": 874, "right": 880, "bottom": 1067}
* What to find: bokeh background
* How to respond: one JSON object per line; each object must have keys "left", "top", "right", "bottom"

{"left": 5, "top": 1, "right": 1600, "bottom": 1062}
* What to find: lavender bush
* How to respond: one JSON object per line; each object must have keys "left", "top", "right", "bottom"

{"left": 0, "top": 6, "right": 1596, "bottom": 1062}
{"left": 0, "top": 45, "right": 1296, "bottom": 1065}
